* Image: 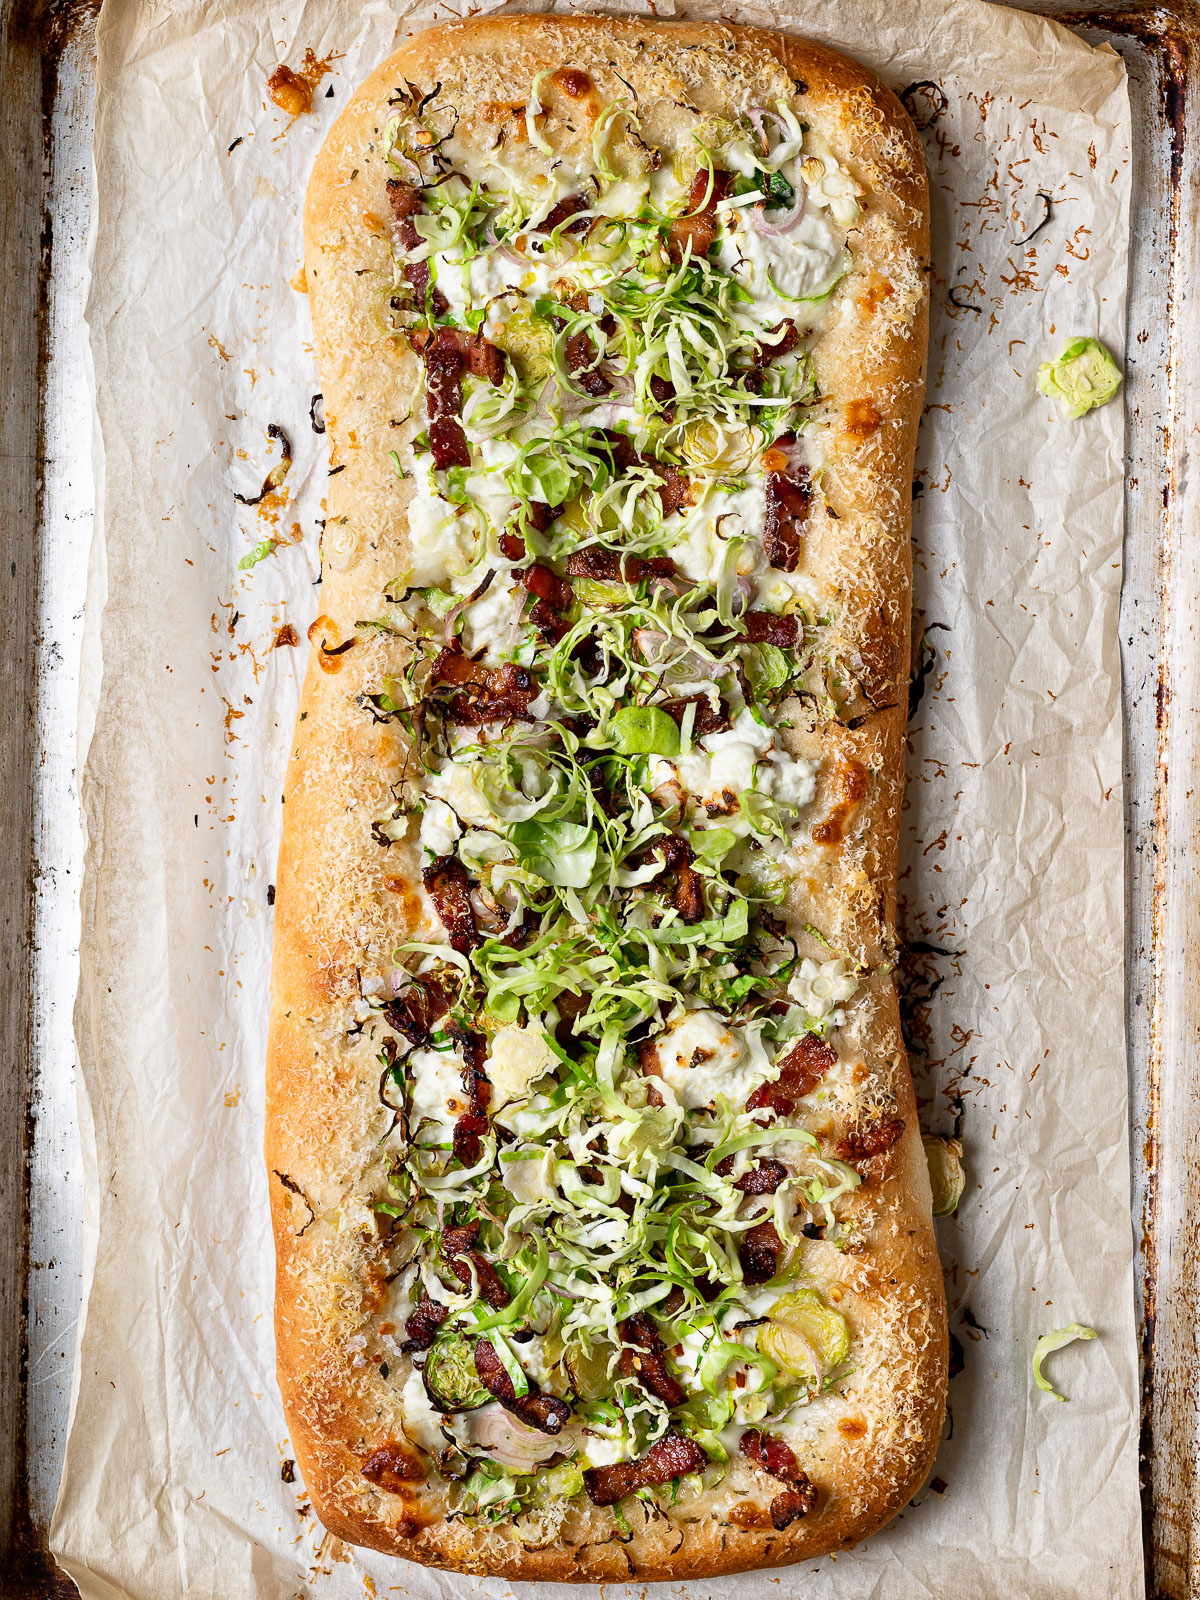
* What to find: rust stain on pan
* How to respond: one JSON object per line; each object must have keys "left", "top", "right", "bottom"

{"left": 5, "top": 2, "right": 102, "bottom": 1591}
{"left": 1053, "top": 9, "right": 1187, "bottom": 1598}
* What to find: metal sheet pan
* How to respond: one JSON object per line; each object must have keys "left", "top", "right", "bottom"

{"left": 0, "top": 0, "right": 1189, "bottom": 1594}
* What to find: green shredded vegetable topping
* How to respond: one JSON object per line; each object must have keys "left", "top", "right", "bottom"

{"left": 337, "top": 70, "right": 891, "bottom": 1523}
{"left": 1032, "top": 1324, "right": 1097, "bottom": 1402}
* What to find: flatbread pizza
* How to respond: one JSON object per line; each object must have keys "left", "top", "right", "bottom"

{"left": 267, "top": 13, "right": 946, "bottom": 1580}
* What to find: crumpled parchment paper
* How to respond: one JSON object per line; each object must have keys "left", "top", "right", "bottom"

{"left": 50, "top": 0, "right": 1140, "bottom": 1595}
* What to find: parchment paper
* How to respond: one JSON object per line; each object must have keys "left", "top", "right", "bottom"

{"left": 51, "top": 1, "right": 1140, "bottom": 1595}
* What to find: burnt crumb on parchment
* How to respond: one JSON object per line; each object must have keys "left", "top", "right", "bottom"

{"left": 900, "top": 79, "right": 949, "bottom": 131}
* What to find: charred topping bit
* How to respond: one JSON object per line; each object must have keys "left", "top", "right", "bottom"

{"left": 761, "top": 441, "right": 810, "bottom": 571}
{"left": 741, "top": 610, "right": 799, "bottom": 647}
{"left": 309, "top": 392, "right": 326, "bottom": 433}
{"left": 899, "top": 79, "right": 949, "bottom": 131}
{"left": 537, "top": 193, "right": 592, "bottom": 235}
{"left": 444, "top": 1221, "right": 510, "bottom": 1308}
{"left": 361, "top": 1439, "right": 423, "bottom": 1493}
{"left": 234, "top": 422, "right": 292, "bottom": 506}
{"left": 1013, "top": 190, "right": 1053, "bottom": 247}
{"left": 450, "top": 1027, "right": 493, "bottom": 1168}
{"left": 659, "top": 694, "right": 730, "bottom": 735}
{"left": 384, "top": 977, "right": 449, "bottom": 1046}
{"left": 388, "top": 180, "right": 449, "bottom": 315}
{"left": 429, "top": 646, "right": 538, "bottom": 724}
{"left": 716, "top": 1156, "right": 788, "bottom": 1194}
{"left": 583, "top": 1431, "right": 707, "bottom": 1505}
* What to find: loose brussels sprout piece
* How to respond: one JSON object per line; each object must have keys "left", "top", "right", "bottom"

{"left": 759, "top": 1288, "right": 851, "bottom": 1379}
{"left": 424, "top": 1337, "right": 490, "bottom": 1412}
{"left": 923, "top": 1133, "right": 965, "bottom": 1217}
{"left": 564, "top": 1339, "right": 616, "bottom": 1401}
{"left": 1036, "top": 337, "right": 1122, "bottom": 419}
{"left": 1032, "top": 1323, "right": 1097, "bottom": 1403}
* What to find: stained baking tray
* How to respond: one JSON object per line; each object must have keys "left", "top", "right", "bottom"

{"left": 0, "top": 0, "right": 1191, "bottom": 1594}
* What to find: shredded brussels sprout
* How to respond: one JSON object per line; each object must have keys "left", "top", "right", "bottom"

{"left": 355, "top": 68, "right": 885, "bottom": 1519}
{"left": 1033, "top": 1324, "right": 1097, "bottom": 1402}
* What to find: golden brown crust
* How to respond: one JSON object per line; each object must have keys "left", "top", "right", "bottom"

{"left": 268, "top": 13, "right": 945, "bottom": 1580}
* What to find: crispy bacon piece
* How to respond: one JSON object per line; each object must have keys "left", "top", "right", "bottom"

{"left": 383, "top": 977, "right": 449, "bottom": 1047}
{"left": 649, "top": 374, "right": 676, "bottom": 409}
{"left": 386, "top": 179, "right": 422, "bottom": 222}
{"left": 538, "top": 193, "right": 591, "bottom": 235}
{"left": 409, "top": 324, "right": 506, "bottom": 385}
{"left": 361, "top": 1439, "right": 423, "bottom": 1493}
{"left": 739, "top": 1219, "right": 784, "bottom": 1286}
{"left": 659, "top": 695, "right": 730, "bottom": 736}
{"left": 837, "top": 1116, "right": 906, "bottom": 1168}
{"left": 474, "top": 1338, "right": 572, "bottom": 1433}
{"left": 408, "top": 327, "right": 505, "bottom": 471}
{"left": 422, "top": 855, "right": 479, "bottom": 955}
{"left": 386, "top": 179, "right": 449, "bottom": 314}
{"left": 741, "top": 610, "right": 799, "bottom": 648}
{"left": 520, "top": 563, "right": 573, "bottom": 613}
{"left": 619, "top": 1311, "right": 686, "bottom": 1408}
{"left": 523, "top": 500, "right": 559, "bottom": 535}
{"left": 597, "top": 427, "right": 638, "bottom": 474}
{"left": 499, "top": 530, "right": 527, "bottom": 560}
{"left": 443, "top": 1222, "right": 511, "bottom": 1310}
{"left": 762, "top": 442, "right": 811, "bottom": 572}
{"left": 430, "top": 645, "right": 538, "bottom": 724}
{"left": 768, "top": 1485, "right": 819, "bottom": 1528}
{"left": 448, "top": 1027, "right": 492, "bottom": 1167}
{"left": 666, "top": 168, "right": 735, "bottom": 263}
{"left": 402, "top": 1297, "right": 450, "bottom": 1352}
{"left": 715, "top": 1156, "right": 788, "bottom": 1194}
{"left": 427, "top": 416, "right": 469, "bottom": 470}
{"left": 657, "top": 464, "right": 692, "bottom": 518}
{"left": 565, "top": 548, "right": 677, "bottom": 586}
{"left": 739, "top": 1429, "right": 819, "bottom": 1529}
{"left": 752, "top": 320, "right": 802, "bottom": 368}
{"left": 649, "top": 834, "right": 705, "bottom": 924}
{"left": 746, "top": 1035, "right": 838, "bottom": 1119}
{"left": 583, "top": 1430, "right": 707, "bottom": 1506}
{"left": 564, "top": 328, "right": 612, "bottom": 397}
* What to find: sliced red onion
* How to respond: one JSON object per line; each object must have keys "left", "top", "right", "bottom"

{"left": 752, "top": 183, "right": 807, "bottom": 237}
{"left": 470, "top": 1405, "right": 565, "bottom": 1470}
{"left": 504, "top": 584, "right": 531, "bottom": 651}
{"left": 634, "top": 627, "right": 669, "bottom": 663}
{"left": 482, "top": 213, "right": 524, "bottom": 266}
{"left": 389, "top": 148, "right": 422, "bottom": 184}
{"left": 748, "top": 107, "right": 792, "bottom": 154}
